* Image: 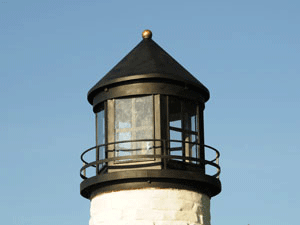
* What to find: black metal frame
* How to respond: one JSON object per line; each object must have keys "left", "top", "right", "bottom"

{"left": 92, "top": 80, "right": 206, "bottom": 113}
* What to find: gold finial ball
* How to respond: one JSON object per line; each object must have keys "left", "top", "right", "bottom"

{"left": 142, "top": 29, "right": 152, "bottom": 39}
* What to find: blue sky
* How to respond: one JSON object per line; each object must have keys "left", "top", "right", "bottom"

{"left": 1, "top": 0, "right": 299, "bottom": 224}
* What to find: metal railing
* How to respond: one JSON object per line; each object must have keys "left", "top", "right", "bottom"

{"left": 80, "top": 139, "right": 220, "bottom": 180}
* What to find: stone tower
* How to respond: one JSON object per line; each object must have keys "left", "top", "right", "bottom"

{"left": 80, "top": 30, "right": 221, "bottom": 225}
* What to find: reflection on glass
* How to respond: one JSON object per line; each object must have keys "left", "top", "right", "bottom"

{"left": 116, "top": 132, "right": 132, "bottom": 158}
{"left": 96, "top": 108, "right": 105, "bottom": 169}
{"left": 114, "top": 96, "right": 154, "bottom": 161}
{"left": 115, "top": 98, "right": 132, "bottom": 129}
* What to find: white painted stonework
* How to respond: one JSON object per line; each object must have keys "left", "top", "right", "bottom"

{"left": 89, "top": 188, "right": 211, "bottom": 225}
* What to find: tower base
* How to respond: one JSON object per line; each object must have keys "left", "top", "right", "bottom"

{"left": 89, "top": 188, "right": 211, "bottom": 225}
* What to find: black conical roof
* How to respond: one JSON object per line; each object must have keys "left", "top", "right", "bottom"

{"left": 88, "top": 32, "right": 209, "bottom": 104}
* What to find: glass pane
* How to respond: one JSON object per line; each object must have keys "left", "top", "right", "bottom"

{"left": 115, "top": 131, "right": 132, "bottom": 158}
{"left": 96, "top": 109, "right": 105, "bottom": 161}
{"left": 136, "top": 129, "right": 154, "bottom": 156}
{"left": 114, "top": 96, "right": 154, "bottom": 162}
{"left": 191, "top": 134, "right": 198, "bottom": 163}
{"left": 135, "top": 96, "right": 153, "bottom": 127}
{"left": 115, "top": 98, "right": 132, "bottom": 129}
{"left": 191, "top": 115, "right": 197, "bottom": 132}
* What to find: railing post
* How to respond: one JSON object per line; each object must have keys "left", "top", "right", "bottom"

{"left": 163, "top": 139, "right": 167, "bottom": 170}
{"left": 216, "top": 152, "right": 220, "bottom": 179}
{"left": 96, "top": 146, "right": 99, "bottom": 175}
{"left": 83, "top": 162, "right": 86, "bottom": 177}
{"left": 153, "top": 139, "right": 156, "bottom": 160}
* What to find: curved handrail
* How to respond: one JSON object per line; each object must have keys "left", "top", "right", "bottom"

{"left": 80, "top": 155, "right": 220, "bottom": 179}
{"left": 81, "top": 139, "right": 163, "bottom": 163}
{"left": 80, "top": 139, "right": 221, "bottom": 180}
{"left": 81, "top": 140, "right": 220, "bottom": 163}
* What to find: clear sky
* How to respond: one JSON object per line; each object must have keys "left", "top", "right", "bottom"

{"left": 1, "top": 0, "right": 299, "bottom": 224}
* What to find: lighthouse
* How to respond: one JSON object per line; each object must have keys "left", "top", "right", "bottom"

{"left": 80, "top": 30, "right": 221, "bottom": 225}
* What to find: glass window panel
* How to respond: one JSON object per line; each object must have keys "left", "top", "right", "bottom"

{"left": 135, "top": 96, "right": 153, "bottom": 127}
{"left": 136, "top": 129, "right": 154, "bottom": 155}
{"left": 191, "top": 134, "right": 198, "bottom": 162}
{"left": 191, "top": 115, "right": 197, "bottom": 132}
{"left": 115, "top": 98, "right": 132, "bottom": 129}
{"left": 97, "top": 110, "right": 105, "bottom": 145}
{"left": 115, "top": 132, "right": 132, "bottom": 158}
{"left": 116, "top": 132, "right": 132, "bottom": 147}
{"left": 114, "top": 96, "right": 154, "bottom": 162}
{"left": 96, "top": 109, "right": 105, "bottom": 161}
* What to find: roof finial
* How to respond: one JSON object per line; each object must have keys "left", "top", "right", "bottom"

{"left": 142, "top": 29, "right": 152, "bottom": 39}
